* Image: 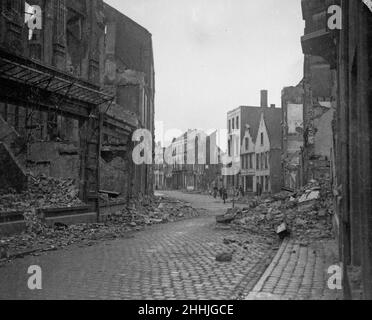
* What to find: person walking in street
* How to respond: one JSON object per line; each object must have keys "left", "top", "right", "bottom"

{"left": 239, "top": 185, "right": 244, "bottom": 198}
{"left": 219, "top": 187, "right": 223, "bottom": 199}
{"left": 213, "top": 185, "right": 218, "bottom": 199}
{"left": 256, "top": 182, "right": 262, "bottom": 198}
{"left": 222, "top": 187, "right": 228, "bottom": 204}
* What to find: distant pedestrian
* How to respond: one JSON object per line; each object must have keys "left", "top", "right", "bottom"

{"left": 222, "top": 187, "right": 228, "bottom": 204}
{"left": 235, "top": 186, "right": 240, "bottom": 197}
{"left": 213, "top": 185, "right": 218, "bottom": 198}
{"left": 256, "top": 182, "right": 262, "bottom": 197}
{"left": 239, "top": 185, "right": 244, "bottom": 197}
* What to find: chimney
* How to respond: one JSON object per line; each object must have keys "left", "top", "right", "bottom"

{"left": 260, "top": 90, "right": 268, "bottom": 107}
{"left": 270, "top": 104, "right": 276, "bottom": 108}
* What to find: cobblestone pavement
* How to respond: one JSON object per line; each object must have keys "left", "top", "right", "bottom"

{"left": 246, "top": 239, "right": 343, "bottom": 300}
{"left": 0, "top": 191, "right": 275, "bottom": 300}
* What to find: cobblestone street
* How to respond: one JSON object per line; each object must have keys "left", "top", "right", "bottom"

{"left": 0, "top": 192, "right": 275, "bottom": 300}
{"left": 246, "top": 239, "right": 342, "bottom": 300}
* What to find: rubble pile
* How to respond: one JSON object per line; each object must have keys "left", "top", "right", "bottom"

{"left": 0, "top": 195, "right": 204, "bottom": 262}
{"left": 109, "top": 195, "right": 202, "bottom": 226}
{"left": 219, "top": 179, "right": 334, "bottom": 243}
{"left": 0, "top": 174, "right": 83, "bottom": 213}
{"left": 0, "top": 222, "right": 135, "bottom": 261}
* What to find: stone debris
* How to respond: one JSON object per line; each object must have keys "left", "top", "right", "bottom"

{"left": 216, "top": 233, "right": 277, "bottom": 264}
{"left": 276, "top": 222, "right": 290, "bottom": 240}
{"left": 298, "top": 190, "right": 320, "bottom": 203}
{"left": 0, "top": 195, "right": 204, "bottom": 263}
{"left": 216, "top": 207, "right": 240, "bottom": 224}
{"left": 0, "top": 174, "right": 83, "bottom": 213}
{"left": 216, "top": 252, "right": 233, "bottom": 262}
{"left": 218, "top": 179, "right": 334, "bottom": 243}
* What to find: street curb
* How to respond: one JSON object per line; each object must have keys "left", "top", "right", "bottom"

{"left": 245, "top": 238, "right": 289, "bottom": 300}
{"left": 1, "top": 246, "right": 59, "bottom": 263}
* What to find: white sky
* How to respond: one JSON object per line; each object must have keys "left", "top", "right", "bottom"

{"left": 105, "top": 0, "right": 305, "bottom": 150}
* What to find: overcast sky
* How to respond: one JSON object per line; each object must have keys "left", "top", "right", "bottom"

{"left": 105, "top": 0, "right": 305, "bottom": 149}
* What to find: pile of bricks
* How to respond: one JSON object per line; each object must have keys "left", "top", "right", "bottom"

{"left": 0, "top": 174, "right": 83, "bottom": 213}
{"left": 221, "top": 179, "right": 334, "bottom": 243}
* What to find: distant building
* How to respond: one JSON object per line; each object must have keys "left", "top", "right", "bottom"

{"left": 162, "top": 130, "right": 223, "bottom": 191}
{"left": 225, "top": 90, "right": 282, "bottom": 194}
{"left": 154, "top": 142, "right": 165, "bottom": 190}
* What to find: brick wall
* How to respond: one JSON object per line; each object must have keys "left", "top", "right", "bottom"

{"left": 0, "top": 142, "right": 27, "bottom": 192}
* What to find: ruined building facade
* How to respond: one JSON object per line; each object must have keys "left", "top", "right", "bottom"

{"left": 335, "top": 0, "right": 372, "bottom": 300}
{"left": 102, "top": 3, "right": 155, "bottom": 199}
{"left": 281, "top": 83, "right": 304, "bottom": 190}
{"left": 301, "top": 0, "right": 337, "bottom": 185}
{"left": 302, "top": 0, "right": 372, "bottom": 299}
{"left": 0, "top": 1, "right": 155, "bottom": 211}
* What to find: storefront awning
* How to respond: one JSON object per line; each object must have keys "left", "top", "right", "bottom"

{"left": 0, "top": 48, "right": 114, "bottom": 106}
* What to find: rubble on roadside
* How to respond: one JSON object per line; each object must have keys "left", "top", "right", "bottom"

{"left": 0, "top": 174, "right": 83, "bottom": 213}
{"left": 116, "top": 194, "right": 202, "bottom": 226}
{"left": 0, "top": 195, "right": 204, "bottom": 264}
{"left": 217, "top": 179, "right": 334, "bottom": 243}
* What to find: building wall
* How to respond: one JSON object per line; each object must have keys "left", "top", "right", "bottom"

{"left": 0, "top": 0, "right": 104, "bottom": 189}
{"left": 313, "top": 103, "right": 334, "bottom": 157}
{"left": 301, "top": 0, "right": 372, "bottom": 299}
{"left": 227, "top": 108, "right": 241, "bottom": 157}
{"left": 254, "top": 113, "right": 281, "bottom": 193}
{"left": 225, "top": 98, "right": 282, "bottom": 194}
{"left": 282, "top": 85, "right": 304, "bottom": 190}
{"left": 101, "top": 3, "right": 155, "bottom": 198}
{"left": 336, "top": 0, "right": 372, "bottom": 299}
{"left": 0, "top": 142, "right": 27, "bottom": 192}
{"left": 28, "top": 141, "right": 80, "bottom": 182}
{"left": 303, "top": 55, "right": 334, "bottom": 183}
{"left": 240, "top": 127, "right": 255, "bottom": 192}
{"left": 162, "top": 130, "right": 223, "bottom": 192}
{"left": 0, "top": 1, "right": 155, "bottom": 203}
{"left": 100, "top": 156, "right": 130, "bottom": 197}
{"left": 269, "top": 149, "right": 282, "bottom": 194}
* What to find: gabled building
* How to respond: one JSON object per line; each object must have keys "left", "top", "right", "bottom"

{"left": 255, "top": 111, "right": 282, "bottom": 194}
{"left": 226, "top": 90, "right": 282, "bottom": 194}
{"left": 240, "top": 124, "right": 255, "bottom": 192}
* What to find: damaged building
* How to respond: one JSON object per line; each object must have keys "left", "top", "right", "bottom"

{"left": 101, "top": 3, "right": 155, "bottom": 200}
{"left": 281, "top": 83, "right": 304, "bottom": 190}
{"left": 301, "top": 0, "right": 337, "bottom": 184}
{"left": 281, "top": 0, "right": 336, "bottom": 189}
{"left": 0, "top": 1, "right": 155, "bottom": 224}
{"left": 302, "top": 0, "right": 372, "bottom": 299}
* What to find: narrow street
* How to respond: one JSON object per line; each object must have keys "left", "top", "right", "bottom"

{"left": 0, "top": 192, "right": 275, "bottom": 300}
